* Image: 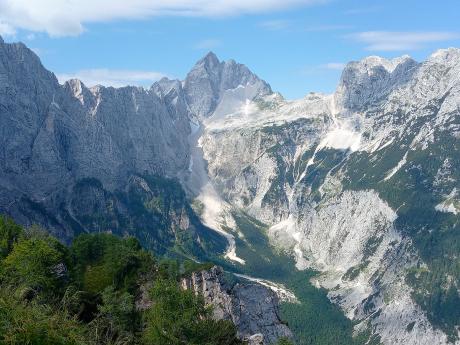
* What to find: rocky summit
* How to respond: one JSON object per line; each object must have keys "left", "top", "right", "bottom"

{"left": 1, "top": 35, "right": 460, "bottom": 344}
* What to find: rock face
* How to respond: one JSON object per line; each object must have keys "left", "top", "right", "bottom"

{"left": 0, "top": 38, "right": 192, "bottom": 236}
{"left": 0, "top": 39, "right": 270, "bottom": 252}
{"left": 335, "top": 55, "right": 418, "bottom": 110}
{"left": 184, "top": 52, "right": 272, "bottom": 118}
{"left": 0, "top": 42, "right": 190, "bottom": 196}
{"left": 181, "top": 266, "right": 293, "bottom": 345}
{"left": 197, "top": 49, "right": 460, "bottom": 344}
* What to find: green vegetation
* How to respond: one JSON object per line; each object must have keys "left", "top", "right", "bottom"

{"left": 0, "top": 216, "right": 22, "bottom": 259}
{"left": 2, "top": 235, "right": 68, "bottom": 297}
{"left": 275, "top": 338, "right": 294, "bottom": 345}
{"left": 144, "top": 279, "right": 241, "bottom": 345}
{"left": 68, "top": 175, "right": 227, "bottom": 261}
{"left": 0, "top": 215, "right": 240, "bottom": 345}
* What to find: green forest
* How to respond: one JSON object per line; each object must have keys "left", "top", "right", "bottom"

{"left": 0, "top": 215, "right": 248, "bottom": 345}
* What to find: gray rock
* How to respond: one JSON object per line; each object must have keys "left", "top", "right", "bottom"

{"left": 0, "top": 38, "right": 274, "bottom": 244}
{"left": 0, "top": 38, "right": 193, "bottom": 240}
{"left": 336, "top": 55, "right": 418, "bottom": 111}
{"left": 197, "top": 49, "right": 460, "bottom": 344}
{"left": 0, "top": 38, "right": 190, "bottom": 196}
{"left": 246, "top": 333, "right": 265, "bottom": 345}
{"left": 184, "top": 52, "right": 272, "bottom": 117}
{"left": 181, "top": 266, "right": 293, "bottom": 345}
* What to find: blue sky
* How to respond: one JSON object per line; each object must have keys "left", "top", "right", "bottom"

{"left": 1, "top": 0, "right": 460, "bottom": 99}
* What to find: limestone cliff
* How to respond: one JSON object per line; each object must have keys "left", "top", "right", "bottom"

{"left": 181, "top": 266, "right": 293, "bottom": 345}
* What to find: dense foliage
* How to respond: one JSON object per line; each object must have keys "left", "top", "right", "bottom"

{"left": 144, "top": 279, "right": 241, "bottom": 345}
{"left": 0, "top": 215, "right": 240, "bottom": 345}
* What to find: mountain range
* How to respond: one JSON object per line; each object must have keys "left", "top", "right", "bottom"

{"left": 0, "top": 35, "right": 459, "bottom": 344}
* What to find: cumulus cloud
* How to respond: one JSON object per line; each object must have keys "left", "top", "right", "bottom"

{"left": 56, "top": 69, "right": 166, "bottom": 88}
{"left": 349, "top": 31, "right": 460, "bottom": 51}
{"left": 0, "top": 0, "right": 324, "bottom": 37}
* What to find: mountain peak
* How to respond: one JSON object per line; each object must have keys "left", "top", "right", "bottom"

{"left": 347, "top": 54, "right": 416, "bottom": 74}
{"left": 194, "top": 51, "right": 221, "bottom": 71}
{"left": 428, "top": 47, "right": 460, "bottom": 63}
{"left": 0, "top": 36, "right": 59, "bottom": 94}
{"left": 184, "top": 53, "right": 271, "bottom": 117}
{"left": 202, "top": 51, "right": 219, "bottom": 61}
{"left": 337, "top": 54, "right": 418, "bottom": 110}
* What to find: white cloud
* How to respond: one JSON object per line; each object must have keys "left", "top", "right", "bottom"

{"left": 322, "top": 62, "right": 345, "bottom": 70}
{"left": 349, "top": 31, "right": 460, "bottom": 51}
{"left": 194, "top": 39, "right": 222, "bottom": 50}
{"left": 0, "top": 21, "right": 16, "bottom": 36}
{"left": 0, "top": 0, "right": 324, "bottom": 37}
{"left": 56, "top": 69, "right": 166, "bottom": 88}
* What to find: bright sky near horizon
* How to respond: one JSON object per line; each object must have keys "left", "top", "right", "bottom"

{"left": 1, "top": 0, "right": 459, "bottom": 99}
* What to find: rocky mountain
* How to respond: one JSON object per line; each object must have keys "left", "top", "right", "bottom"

{"left": 181, "top": 266, "right": 293, "bottom": 345}
{"left": 183, "top": 52, "right": 272, "bottom": 118}
{"left": 0, "top": 37, "right": 199, "bottom": 250}
{"left": 1, "top": 35, "right": 459, "bottom": 345}
{"left": 198, "top": 50, "right": 460, "bottom": 344}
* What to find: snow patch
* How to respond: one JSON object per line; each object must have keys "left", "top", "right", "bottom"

{"left": 384, "top": 151, "right": 408, "bottom": 181}
{"left": 269, "top": 215, "right": 308, "bottom": 270}
{"left": 304, "top": 119, "right": 362, "bottom": 169}
{"left": 435, "top": 188, "right": 459, "bottom": 215}
{"left": 319, "top": 125, "right": 362, "bottom": 152}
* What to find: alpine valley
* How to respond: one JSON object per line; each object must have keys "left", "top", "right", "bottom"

{"left": 1, "top": 35, "right": 459, "bottom": 344}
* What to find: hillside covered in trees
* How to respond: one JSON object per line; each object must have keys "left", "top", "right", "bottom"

{"left": 0, "top": 215, "right": 247, "bottom": 345}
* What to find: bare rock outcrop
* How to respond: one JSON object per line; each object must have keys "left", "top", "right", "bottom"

{"left": 181, "top": 266, "right": 293, "bottom": 345}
